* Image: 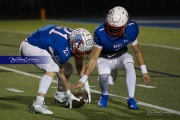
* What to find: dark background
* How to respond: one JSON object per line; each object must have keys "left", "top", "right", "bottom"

{"left": 0, "top": 0, "right": 180, "bottom": 20}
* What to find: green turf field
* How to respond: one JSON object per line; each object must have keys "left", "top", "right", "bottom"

{"left": 0, "top": 20, "right": 180, "bottom": 120}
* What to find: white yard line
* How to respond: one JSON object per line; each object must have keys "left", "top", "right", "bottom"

{"left": 0, "top": 65, "right": 180, "bottom": 115}
{"left": 0, "top": 29, "right": 30, "bottom": 35}
{"left": 0, "top": 66, "right": 57, "bottom": 83}
{"left": 140, "top": 43, "right": 180, "bottom": 51}
{"left": 6, "top": 88, "right": 24, "bottom": 93}
{"left": 91, "top": 89, "right": 180, "bottom": 115}
{"left": 136, "top": 84, "right": 156, "bottom": 88}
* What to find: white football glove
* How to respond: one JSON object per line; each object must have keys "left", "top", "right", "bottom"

{"left": 83, "top": 81, "right": 91, "bottom": 103}
{"left": 65, "top": 90, "right": 80, "bottom": 109}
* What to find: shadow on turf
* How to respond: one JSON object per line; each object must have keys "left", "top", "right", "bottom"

{"left": 0, "top": 93, "right": 176, "bottom": 119}
{"left": 0, "top": 95, "right": 66, "bottom": 109}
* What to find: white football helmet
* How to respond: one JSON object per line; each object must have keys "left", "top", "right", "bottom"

{"left": 106, "top": 6, "right": 129, "bottom": 37}
{"left": 69, "top": 28, "right": 94, "bottom": 60}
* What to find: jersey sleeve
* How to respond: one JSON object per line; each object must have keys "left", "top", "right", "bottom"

{"left": 53, "top": 44, "right": 71, "bottom": 65}
{"left": 131, "top": 39, "right": 138, "bottom": 46}
{"left": 93, "top": 32, "right": 102, "bottom": 46}
{"left": 127, "top": 21, "right": 139, "bottom": 42}
{"left": 93, "top": 24, "right": 105, "bottom": 47}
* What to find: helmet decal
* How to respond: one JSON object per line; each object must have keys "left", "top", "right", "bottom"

{"left": 106, "top": 6, "right": 128, "bottom": 27}
{"left": 107, "top": 9, "right": 121, "bottom": 25}
{"left": 73, "top": 34, "right": 83, "bottom": 43}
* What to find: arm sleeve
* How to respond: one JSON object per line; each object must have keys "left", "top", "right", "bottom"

{"left": 131, "top": 39, "right": 138, "bottom": 46}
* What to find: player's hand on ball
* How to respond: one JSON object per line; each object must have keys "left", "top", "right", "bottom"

{"left": 69, "top": 81, "right": 84, "bottom": 89}
{"left": 71, "top": 92, "right": 88, "bottom": 108}
{"left": 65, "top": 90, "right": 80, "bottom": 109}
{"left": 82, "top": 81, "right": 91, "bottom": 103}
{"left": 69, "top": 81, "right": 91, "bottom": 103}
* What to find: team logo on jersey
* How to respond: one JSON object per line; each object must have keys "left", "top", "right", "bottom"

{"left": 113, "top": 39, "right": 129, "bottom": 49}
{"left": 99, "top": 28, "right": 104, "bottom": 32}
{"left": 124, "top": 39, "right": 128, "bottom": 43}
{"left": 114, "top": 44, "right": 123, "bottom": 48}
{"left": 108, "top": 54, "right": 116, "bottom": 58}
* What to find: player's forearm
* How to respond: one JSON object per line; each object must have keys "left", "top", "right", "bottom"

{"left": 79, "top": 58, "right": 97, "bottom": 83}
{"left": 136, "top": 53, "right": 145, "bottom": 66}
{"left": 75, "top": 58, "right": 85, "bottom": 77}
{"left": 84, "top": 58, "right": 97, "bottom": 76}
{"left": 78, "top": 63, "right": 85, "bottom": 77}
{"left": 135, "top": 51, "right": 148, "bottom": 74}
{"left": 134, "top": 47, "right": 145, "bottom": 65}
{"left": 60, "top": 73, "right": 69, "bottom": 91}
{"left": 59, "top": 68, "right": 69, "bottom": 91}
{"left": 79, "top": 46, "right": 101, "bottom": 83}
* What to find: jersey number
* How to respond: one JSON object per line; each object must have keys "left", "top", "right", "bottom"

{"left": 63, "top": 47, "right": 69, "bottom": 56}
{"left": 49, "top": 28, "right": 68, "bottom": 39}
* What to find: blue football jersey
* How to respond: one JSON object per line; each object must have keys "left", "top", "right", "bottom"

{"left": 27, "top": 24, "right": 73, "bottom": 64}
{"left": 94, "top": 20, "right": 139, "bottom": 54}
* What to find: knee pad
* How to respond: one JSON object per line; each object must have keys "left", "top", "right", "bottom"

{"left": 99, "top": 74, "right": 109, "bottom": 82}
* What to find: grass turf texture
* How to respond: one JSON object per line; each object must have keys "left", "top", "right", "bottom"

{"left": 0, "top": 20, "right": 180, "bottom": 120}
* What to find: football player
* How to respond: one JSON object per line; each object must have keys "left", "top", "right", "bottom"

{"left": 70, "top": 6, "right": 151, "bottom": 109}
{"left": 19, "top": 25, "right": 93, "bottom": 114}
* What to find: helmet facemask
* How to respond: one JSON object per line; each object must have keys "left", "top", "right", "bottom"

{"left": 106, "top": 20, "right": 126, "bottom": 37}
{"left": 70, "top": 40, "right": 92, "bottom": 60}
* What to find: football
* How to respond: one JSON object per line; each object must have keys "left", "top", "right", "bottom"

{"left": 72, "top": 91, "right": 88, "bottom": 108}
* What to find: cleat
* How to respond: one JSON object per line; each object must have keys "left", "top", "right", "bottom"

{"left": 98, "top": 94, "right": 108, "bottom": 107}
{"left": 127, "top": 98, "right": 139, "bottom": 110}
{"left": 54, "top": 93, "right": 67, "bottom": 103}
{"left": 31, "top": 101, "right": 53, "bottom": 114}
